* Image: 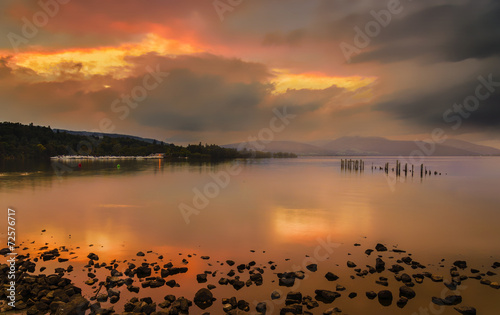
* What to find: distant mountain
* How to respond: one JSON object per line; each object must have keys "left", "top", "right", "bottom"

{"left": 51, "top": 128, "right": 500, "bottom": 156}
{"left": 53, "top": 129, "right": 163, "bottom": 144}
{"left": 223, "top": 141, "right": 333, "bottom": 155}
{"left": 321, "top": 136, "right": 475, "bottom": 156}
{"left": 224, "top": 136, "right": 500, "bottom": 156}
{"left": 441, "top": 139, "right": 500, "bottom": 155}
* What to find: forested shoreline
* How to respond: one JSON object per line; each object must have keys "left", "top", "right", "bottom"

{"left": 0, "top": 122, "right": 297, "bottom": 160}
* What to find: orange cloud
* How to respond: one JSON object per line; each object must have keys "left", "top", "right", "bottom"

{"left": 5, "top": 34, "right": 203, "bottom": 80}
{"left": 271, "top": 69, "right": 377, "bottom": 95}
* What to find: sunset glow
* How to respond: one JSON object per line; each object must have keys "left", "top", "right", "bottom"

{"left": 0, "top": 0, "right": 498, "bottom": 146}
{"left": 271, "top": 70, "right": 377, "bottom": 94}
{"left": 8, "top": 34, "right": 202, "bottom": 80}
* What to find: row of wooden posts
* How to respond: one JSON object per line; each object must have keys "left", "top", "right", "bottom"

{"left": 340, "top": 159, "right": 365, "bottom": 171}
{"left": 341, "top": 159, "right": 441, "bottom": 177}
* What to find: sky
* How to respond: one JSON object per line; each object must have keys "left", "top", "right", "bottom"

{"left": 0, "top": 0, "right": 499, "bottom": 147}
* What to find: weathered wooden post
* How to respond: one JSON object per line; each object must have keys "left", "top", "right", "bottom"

{"left": 420, "top": 164, "right": 423, "bottom": 177}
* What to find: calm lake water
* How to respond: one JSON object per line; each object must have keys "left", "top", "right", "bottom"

{"left": 1, "top": 156, "right": 499, "bottom": 314}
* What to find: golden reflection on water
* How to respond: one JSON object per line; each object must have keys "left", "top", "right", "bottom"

{"left": 271, "top": 203, "right": 373, "bottom": 244}
{"left": 272, "top": 207, "right": 332, "bottom": 243}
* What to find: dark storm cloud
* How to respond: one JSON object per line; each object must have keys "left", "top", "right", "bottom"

{"left": 350, "top": 0, "right": 500, "bottom": 64}
{"left": 127, "top": 53, "right": 272, "bottom": 84}
{"left": 375, "top": 71, "right": 500, "bottom": 133}
{"left": 130, "top": 68, "right": 271, "bottom": 132}
{"left": 1, "top": 53, "right": 350, "bottom": 135}
{"left": 272, "top": 85, "right": 344, "bottom": 114}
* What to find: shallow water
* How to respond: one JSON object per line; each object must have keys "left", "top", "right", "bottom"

{"left": 1, "top": 156, "right": 499, "bottom": 314}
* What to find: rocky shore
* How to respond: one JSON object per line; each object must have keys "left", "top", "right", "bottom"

{"left": 1, "top": 242, "right": 498, "bottom": 314}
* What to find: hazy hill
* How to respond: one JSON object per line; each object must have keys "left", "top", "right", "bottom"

{"left": 53, "top": 129, "right": 162, "bottom": 144}
{"left": 441, "top": 139, "right": 500, "bottom": 155}
{"left": 321, "top": 136, "right": 473, "bottom": 156}
{"left": 225, "top": 136, "right": 500, "bottom": 156}
{"left": 223, "top": 140, "right": 333, "bottom": 155}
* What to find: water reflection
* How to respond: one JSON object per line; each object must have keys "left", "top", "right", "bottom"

{"left": 2, "top": 157, "right": 500, "bottom": 313}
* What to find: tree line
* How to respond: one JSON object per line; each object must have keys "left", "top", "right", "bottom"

{"left": 0, "top": 122, "right": 297, "bottom": 160}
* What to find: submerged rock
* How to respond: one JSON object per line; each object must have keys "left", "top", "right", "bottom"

{"left": 325, "top": 272, "right": 339, "bottom": 281}
{"left": 280, "top": 305, "right": 302, "bottom": 314}
{"left": 232, "top": 280, "right": 245, "bottom": 290}
{"left": 375, "top": 243, "right": 388, "bottom": 252}
{"left": 375, "top": 258, "right": 385, "bottom": 271}
{"left": 256, "top": 301, "right": 267, "bottom": 314}
{"left": 315, "top": 290, "right": 340, "bottom": 303}
{"left": 388, "top": 264, "right": 404, "bottom": 273}
{"left": 453, "top": 260, "right": 467, "bottom": 269}
{"left": 323, "top": 307, "right": 342, "bottom": 314}
{"left": 399, "top": 286, "right": 416, "bottom": 299}
{"left": 285, "top": 291, "right": 302, "bottom": 304}
{"left": 366, "top": 291, "right": 377, "bottom": 299}
{"left": 454, "top": 306, "right": 476, "bottom": 315}
{"left": 377, "top": 290, "right": 393, "bottom": 306}
{"left": 432, "top": 295, "right": 462, "bottom": 306}
{"left": 193, "top": 288, "right": 214, "bottom": 309}
{"left": 87, "top": 253, "right": 99, "bottom": 261}
{"left": 54, "top": 295, "right": 89, "bottom": 314}
{"left": 136, "top": 266, "right": 152, "bottom": 278}
{"left": 197, "top": 273, "right": 208, "bottom": 283}
{"left": 430, "top": 274, "right": 444, "bottom": 282}
{"left": 278, "top": 276, "right": 295, "bottom": 287}
{"left": 271, "top": 290, "right": 281, "bottom": 300}
{"left": 397, "top": 297, "right": 408, "bottom": 308}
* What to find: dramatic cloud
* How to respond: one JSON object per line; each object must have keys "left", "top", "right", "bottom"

{"left": 0, "top": 0, "right": 498, "bottom": 146}
{"left": 376, "top": 71, "right": 500, "bottom": 133}
{"left": 350, "top": 0, "right": 500, "bottom": 64}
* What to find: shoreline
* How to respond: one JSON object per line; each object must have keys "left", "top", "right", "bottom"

{"left": 1, "top": 241, "right": 498, "bottom": 314}
{"left": 50, "top": 155, "right": 167, "bottom": 160}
